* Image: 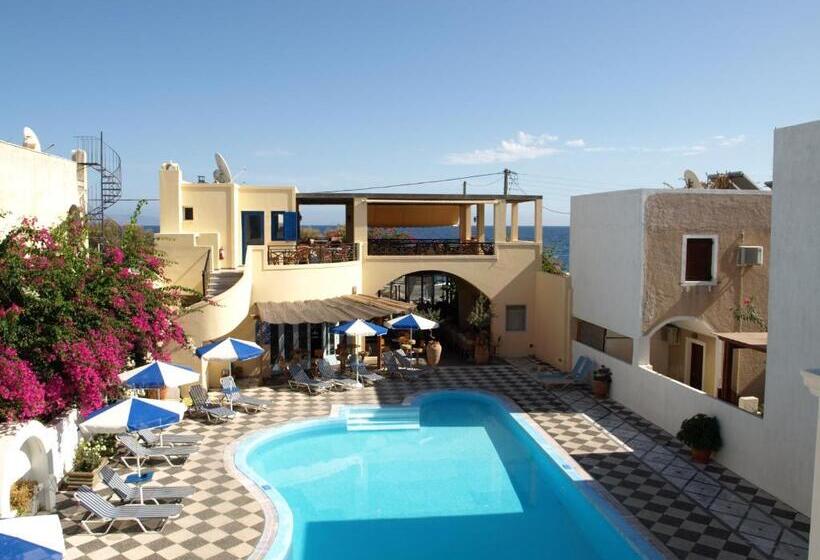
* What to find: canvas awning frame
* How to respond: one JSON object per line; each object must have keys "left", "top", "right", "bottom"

{"left": 253, "top": 294, "right": 414, "bottom": 325}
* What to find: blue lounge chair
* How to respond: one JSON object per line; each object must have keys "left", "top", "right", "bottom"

{"left": 538, "top": 356, "right": 594, "bottom": 387}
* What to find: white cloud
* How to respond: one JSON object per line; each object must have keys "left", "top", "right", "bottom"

{"left": 565, "top": 139, "right": 585, "bottom": 148}
{"left": 444, "top": 131, "right": 560, "bottom": 164}
{"left": 713, "top": 134, "right": 746, "bottom": 147}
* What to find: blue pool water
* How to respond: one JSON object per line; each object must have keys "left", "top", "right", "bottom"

{"left": 238, "top": 391, "right": 661, "bottom": 560}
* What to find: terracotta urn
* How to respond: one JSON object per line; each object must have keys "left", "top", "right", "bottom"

{"left": 426, "top": 340, "right": 442, "bottom": 368}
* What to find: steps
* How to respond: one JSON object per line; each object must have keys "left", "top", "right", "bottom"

{"left": 205, "top": 269, "right": 243, "bottom": 298}
{"left": 346, "top": 406, "right": 420, "bottom": 431}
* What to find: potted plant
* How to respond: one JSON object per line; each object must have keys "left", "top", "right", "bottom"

{"left": 467, "top": 295, "right": 493, "bottom": 365}
{"left": 64, "top": 435, "right": 115, "bottom": 489}
{"left": 592, "top": 366, "right": 612, "bottom": 398}
{"left": 676, "top": 414, "right": 723, "bottom": 463}
{"left": 10, "top": 480, "right": 40, "bottom": 516}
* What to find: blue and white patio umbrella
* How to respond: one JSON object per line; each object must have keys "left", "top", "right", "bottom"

{"left": 0, "top": 514, "right": 64, "bottom": 560}
{"left": 118, "top": 361, "right": 200, "bottom": 389}
{"left": 80, "top": 397, "right": 188, "bottom": 474}
{"left": 80, "top": 397, "right": 187, "bottom": 435}
{"left": 386, "top": 313, "right": 439, "bottom": 364}
{"left": 385, "top": 313, "right": 439, "bottom": 332}
{"left": 330, "top": 319, "right": 388, "bottom": 337}
{"left": 195, "top": 337, "right": 265, "bottom": 377}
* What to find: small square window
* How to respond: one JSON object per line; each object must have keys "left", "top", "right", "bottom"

{"left": 682, "top": 235, "right": 717, "bottom": 284}
{"left": 182, "top": 207, "right": 194, "bottom": 221}
{"left": 505, "top": 305, "right": 526, "bottom": 331}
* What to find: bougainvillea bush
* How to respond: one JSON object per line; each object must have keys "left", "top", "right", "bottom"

{"left": 0, "top": 205, "right": 186, "bottom": 421}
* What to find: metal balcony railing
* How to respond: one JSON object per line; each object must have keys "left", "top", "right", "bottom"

{"left": 267, "top": 242, "right": 359, "bottom": 266}
{"left": 367, "top": 238, "right": 495, "bottom": 256}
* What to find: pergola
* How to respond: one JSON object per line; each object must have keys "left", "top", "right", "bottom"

{"left": 715, "top": 331, "right": 768, "bottom": 404}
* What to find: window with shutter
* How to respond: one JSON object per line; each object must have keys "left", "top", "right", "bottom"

{"left": 682, "top": 236, "right": 717, "bottom": 284}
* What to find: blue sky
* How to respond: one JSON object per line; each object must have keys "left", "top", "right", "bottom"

{"left": 3, "top": 1, "right": 819, "bottom": 225}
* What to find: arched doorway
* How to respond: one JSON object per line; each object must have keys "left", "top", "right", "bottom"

{"left": 378, "top": 271, "right": 490, "bottom": 362}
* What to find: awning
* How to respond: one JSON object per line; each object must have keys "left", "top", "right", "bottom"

{"left": 254, "top": 294, "right": 415, "bottom": 325}
{"left": 367, "top": 204, "right": 460, "bottom": 227}
{"left": 714, "top": 332, "right": 768, "bottom": 351}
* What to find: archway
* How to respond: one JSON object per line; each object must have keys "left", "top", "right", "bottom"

{"left": 377, "top": 270, "right": 491, "bottom": 363}
{"left": 647, "top": 316, "right": 720, "bottom": 396}
{"left": 0, "top": 421, "right": 60, "bottom": 518}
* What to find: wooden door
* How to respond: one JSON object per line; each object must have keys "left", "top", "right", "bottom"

{"left": 689, "top": 342, "right": 704, "bottom": 390}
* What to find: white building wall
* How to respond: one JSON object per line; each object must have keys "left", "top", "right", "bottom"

{"left": 570, "top": 189, "right": 648, "bottom": 339}
{"left": 768, "top": 120, "right": 820, "bottom": 519}
{"left": 0, "top": 140, "right": 83, "bottom": 235}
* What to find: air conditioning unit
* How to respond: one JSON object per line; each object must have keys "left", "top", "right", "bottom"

{"left": 663, "top": 326, "right": 680, "bottom": 345}
{"left": 737, "top": 245, "right": 764, "bottom": 266}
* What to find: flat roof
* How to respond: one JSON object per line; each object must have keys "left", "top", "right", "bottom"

{"left": 296, "top": 192, "right": 541, "bottom": 204}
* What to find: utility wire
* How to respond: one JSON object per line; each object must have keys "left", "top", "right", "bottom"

{"left": 309, "top": 171, "right": 506, "bottom": 194}
{"left": 512, "top": 184, "right": 571, "bottom": 216}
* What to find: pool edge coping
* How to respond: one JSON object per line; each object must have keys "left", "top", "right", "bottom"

{"left": 230, "top": 389, "right": 675, "bottom": 560}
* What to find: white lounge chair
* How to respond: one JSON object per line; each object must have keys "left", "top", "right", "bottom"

{"left": 318, "top": 359, "right": 361, "bottom": 390}
{"left": 189, "top": 385, "right": 236, "bottom": 423}
{"left": 117, "top": 434, "right": 198, "bottom": 469}
{"left": 74, "top": 485, "right": 182, "bottom": 534}
{"left": 220, "top": 376, "right": 269, "bottom": 412}
{"left": 288, "top": 364, "right": 333, "bottom": 395}
{"left": 100, "top": 465, "right": 193, "bottom": 504}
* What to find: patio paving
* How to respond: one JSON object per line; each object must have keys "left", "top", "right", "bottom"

{"left": 56, "top": 361, "right": 810, "bottom": 559}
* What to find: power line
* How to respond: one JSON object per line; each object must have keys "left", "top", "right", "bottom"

{"left": 512, "top": 184, "right": 571, "bottom": 216}
{"left": 308, "top": 171, "right": 507, "bottom": 194}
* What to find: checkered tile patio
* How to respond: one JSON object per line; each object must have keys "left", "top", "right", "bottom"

{"left": 57, "top": 362, "right": 810, "bottom": 559}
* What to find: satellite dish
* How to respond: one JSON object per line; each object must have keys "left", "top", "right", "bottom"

{"left": 683, "top": 169, "right": 703, "bottom": 189}
{"left": 213, "top": 152, "right": 233, "bottom": 183}
{"left": 22, "top": 126, "right": 41, "bottom": 152}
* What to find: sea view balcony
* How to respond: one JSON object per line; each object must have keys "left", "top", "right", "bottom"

{"left": 267, "top": 241, "right": 358, "bottom": 266}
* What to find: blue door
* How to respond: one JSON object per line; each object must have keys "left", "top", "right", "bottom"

{"left": 241, "top": 211, "right": 265, "bottom": 264}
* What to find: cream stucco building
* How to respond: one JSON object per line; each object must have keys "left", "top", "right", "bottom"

{"left": 156, "top": 162, "right": 571, "bottom": 388}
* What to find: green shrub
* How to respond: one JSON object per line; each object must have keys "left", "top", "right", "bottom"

{"left": 73, "top": 434, "right": 116, "bottom": 471}
{"left": 676, "top": 414, "right": 722, "bottom": 451}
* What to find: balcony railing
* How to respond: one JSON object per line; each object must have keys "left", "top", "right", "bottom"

{"left": 367, "top": 238, "right": 495, "bottom": 256}
{"left": 267, "top": 242, "right": 358, "bottom": 266}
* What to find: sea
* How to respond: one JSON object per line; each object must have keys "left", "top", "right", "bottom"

{"left": 142, "top": 225, "right": 570, "bottom": 268}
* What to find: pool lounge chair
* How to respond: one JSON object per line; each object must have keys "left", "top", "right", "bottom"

{"left": 323, "top": 354, "right": 342, "bottom": 371}
{"left": 539, "top": 356, "right": 595, "bottom": 388}
{"left": 100, "top": 465, "right": 194, "bottom": 504}
{"left": 220, "top": 376, "right": 270, "bottom": 412}
{"left": 189, "top": 385, "right": 236, "bottom": 423}
{"left": 117, "top": 434, "right": 198, "bottom": 469}
{"left": 383, "top": 354, "right": 422, "bottom": 381}
{"left": 288, "top": 364, "right": 333, "bottom": 395}
{"left": 74, "top": 485, "right": 182, "bottom": 534}
{"left": 138, "top": 428, "right": 202, "bottom": 447}
{"left": 352, "top": 362, "right": 385, "bottom": 384}
{"left": 394, "top": 348, "right": 417, "bottom": 368}
{"left": 318, "top": 359, "right": 362, "bottom": 390}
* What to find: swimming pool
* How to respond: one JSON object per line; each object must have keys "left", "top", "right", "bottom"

{"left": 234, "top": 390, "right": 665, "bottom": 560}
